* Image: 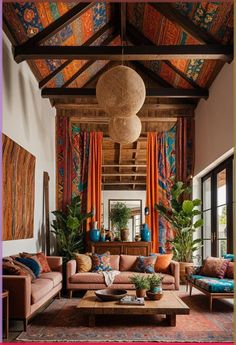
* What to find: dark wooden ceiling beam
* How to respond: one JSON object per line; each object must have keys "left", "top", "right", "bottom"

{"left": 149, "top": 3, "right": 218, "bottom": 44}
{"left": 42, "top": 87, "right": 208, "bottom": 99}
{"left": 132, "top": 61, "right": 172, "bottom": 88}
{"left": 20, "top": 2, "right": 94, "bottom": 47}
{"left": 15, "top": 45, "right": 233, "bottom": 63}
{"left": 38, "top": 21, "right": 115, "bottom": 89}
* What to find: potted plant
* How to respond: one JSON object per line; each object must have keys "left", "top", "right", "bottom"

{"left": 146, "top": 273, "right": 164, "bottom": 300}
{"left": 110, "top": 202, "right": 131, "bottom": 241}
{"left": 154, "top": 181, "right": 203, "bottom": 282}
{"left": 129, "top": 274, "right": 150, "bottom": 297}
{"left": 51, "top": 195, "right": 93, "bottom": 263}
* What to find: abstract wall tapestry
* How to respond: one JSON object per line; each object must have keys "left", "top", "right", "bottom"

{"left": 2, "top": 134, "right": 35, "bottom": 240}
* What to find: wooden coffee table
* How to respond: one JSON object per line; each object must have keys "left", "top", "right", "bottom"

{"left": 77, "top": 290, "right": 189, "bottom": 327}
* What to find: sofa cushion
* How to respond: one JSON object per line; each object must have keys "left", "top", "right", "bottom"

{"left": 75, "top": 253, "right": 92, "bottom": 273}
{"left": 113, "top": 271, "right": 175, "bottom": 285}
{"left": 201, "top": 256, "right": 229, "bottom": 279}
{"left": 69, "top": 272, "right": 104, "bottom": 284}
{"left": 31, "top": 279, "right": 54, "bottom": 304}
{"left": 134, "top": 255, "right": 156, "bottom": 273}
{"left": 39, "top": 272, "right": 62, "bottom": 287}
{"left": 155, "top": 254, "right": 173, "bottom": 273}
{"left": 110, "top": 255, "right": 120, "bottom": 270}
{"left": 225, "top": 262, "right": 234, "bottom": 279}
{"left": 91, "top": 252, "right": 112, "bottom": 272}
{"left": 190, "top": 274, "right": 234, "bottom": 293}
{"left": 120, "top": 255, "right": 138, "bottom": 271}
{"left": 15, "top": 257, "right": 41, "bottom": 278}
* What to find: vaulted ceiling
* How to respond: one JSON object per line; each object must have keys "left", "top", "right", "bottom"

{"left": 3, "top": 1, "right": 234, "bottom": 190}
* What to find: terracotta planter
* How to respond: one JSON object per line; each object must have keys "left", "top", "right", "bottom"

{"left": 179, "top": 262, "right": 194, "bottom": 283}
{"left": 121, "top": 228, "right": 129, "bottom": 241}
{"left": 136, "top": 289, "right": 146, "bottom": 298}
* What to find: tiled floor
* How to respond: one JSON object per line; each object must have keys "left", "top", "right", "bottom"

{"left": 4, "top": 285, "right": 234, "bottom": 342}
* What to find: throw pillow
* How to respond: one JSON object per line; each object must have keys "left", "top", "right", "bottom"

{"left": 91, "top": 252, "right": 112, "bottom": 272}
{"left": 201, "top": 256, "right": 230, "bottom": 279}
{"left": 3, "top": 259, "right": 23, "bottom": 276}
{"left": 223, "top": 254, "right": 234, "bottom": 262}
{"left": 20, "top": 253, "right": 43, "bottom": 273}
{"left": 15, "top": 257, "right": 41, "bottom": 278}
{"left": 134, "top": 255, "right": 157, "bottom": 273}
{"left": 225, "top": 262, "right": 234, "bottom": 279}
{"left": 75, "top": 253, "right": 92, "bottom": 273}
{"left": 21, "top": 252, "right": 51, "bottom": 273}
{"left": 12, "top": 259, "right": 36, "bottom": 281}
{"left": 154, "top": 254, "right": 173, "bottom": 273}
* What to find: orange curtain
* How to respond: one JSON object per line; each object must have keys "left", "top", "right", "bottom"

{"left": 146, "top": 132, "right": 159, "bottom": 252}
{"left": 86, "top": 132, "right": 103, "bottom": 233}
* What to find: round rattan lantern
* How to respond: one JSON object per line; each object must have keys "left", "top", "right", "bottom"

{"left": 96, "top": 65, "right": 146, "bottom": 117}
{"left": 108, "top": 115, "right": 142, "bottom": 144}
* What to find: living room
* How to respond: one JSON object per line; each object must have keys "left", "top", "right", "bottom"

{"left": 2, "top": 1, "right": 234, "bottom": 343}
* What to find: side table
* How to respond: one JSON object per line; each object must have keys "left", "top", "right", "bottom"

{"left": 2, "top": 290, "right": 9, "bottom": 339}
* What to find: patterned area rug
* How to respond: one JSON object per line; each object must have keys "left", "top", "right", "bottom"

{"left": 17, "top": 291, "right": 233, "bottom": 342}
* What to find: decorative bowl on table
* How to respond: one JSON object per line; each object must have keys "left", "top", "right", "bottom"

{"left": 146, "top": 290, "right": 163, "bottom": 301}
{"left": 95, "top": 289, "right": 127, "bottom": 301}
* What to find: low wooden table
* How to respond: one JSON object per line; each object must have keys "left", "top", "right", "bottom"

{"left": 77, "top": 290, "right": 189, "bottom": 327}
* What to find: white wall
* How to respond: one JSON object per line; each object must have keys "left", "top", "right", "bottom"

{"left": 3, "top": 32, "right": 56, "bottom": 256}
{"left": 102, "top": 190, "right": 146, "bottom": 229}
{"left": 194, "top": 62, "right": 234, "bottom": 175}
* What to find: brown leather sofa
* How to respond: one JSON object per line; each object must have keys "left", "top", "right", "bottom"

{"left": 3, "top": 256, "right": 63, "bottom": 330}
{"left": 67, "top": 254, "right": 179, "bottom": 297}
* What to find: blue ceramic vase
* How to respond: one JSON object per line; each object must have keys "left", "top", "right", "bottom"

{"left": 90, "top": 221, "right": 100, "bottom": 242}
{"left": 140, "top": 223, "right": 151, "bottom": 241}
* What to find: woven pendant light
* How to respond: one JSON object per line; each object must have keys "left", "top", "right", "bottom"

{"left": 108, "top": 115, "right": 142, "bottom": 144}
{"left": 96, "top": 65, "right": 146, "bottom": 117}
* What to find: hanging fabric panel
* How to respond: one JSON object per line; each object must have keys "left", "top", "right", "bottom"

{"left": 86, "top": 132, "right": 103, "bottom": 233}
{"left": 146, "top": 132, "right": 159, "bottom": 252}
{"left": 157, "top": 125, "right": 176, "bottom": 252}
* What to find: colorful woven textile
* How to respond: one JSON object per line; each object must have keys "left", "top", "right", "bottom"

{"left": 190, "top": 275, "right": 234, "bottom": 293}
{"left": 91, "top": 252, "right": 112, "bottom": 272}
{"left": 134, "top": 255, "right": 157, "bottom": 273}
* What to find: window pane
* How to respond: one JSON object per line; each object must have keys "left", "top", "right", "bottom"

{"left": 203, "top": 177, "right": 211, "bottom": 210}
{"left": 217, "top": 205, "right": 227, "bottom": 239}
{"left": 203, "top": 240, "right": 211, "bottom": 259}
{"left": 217, "top": 239, "right": 227, "bottom": 257}
{"left": 203, "top": 210, "right": 211, "bottom": 239}
{"left": 217, "top": 169, "right": 226, "bottom": 206}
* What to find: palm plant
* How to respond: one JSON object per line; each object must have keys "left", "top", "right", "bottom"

{"left": 51, "top": 195, "right": 93, "bottom": 262}
{"left": 154, "top": 181, "right": 203, "bottom": 263}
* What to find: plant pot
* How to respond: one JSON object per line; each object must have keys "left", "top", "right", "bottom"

{"left": 150, "top": 286, "right": 162, "bottom": 294}
{"left": 121, "top": 228, "right": 129, "bottom": 241}
{"left": 179, "top": 262, "right": 194, "bottom": 283}
{"left": 136, "top": 289, "right": 146, "bottom": 298}
{"left": 146, "top": 290, "right": 163, "bottom": 300}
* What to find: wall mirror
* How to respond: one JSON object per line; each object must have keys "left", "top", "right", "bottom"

{"left": 108, "top": 199, "right": 142, "bottom": 241}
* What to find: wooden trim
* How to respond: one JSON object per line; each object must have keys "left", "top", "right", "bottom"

{"left": 42, "top": 88, "right": 208, "bottom": 99}
{"left": 150, "top": 3, "right": 218, "bottom": 44}
{"left": 14, "top": 44, "right": 233, "bottom": 63}
{"left": 102, "top": 173, "right": 146, "bottom": 177}
{"left": 102, "top": 164, "right": 146, "bottom": 168}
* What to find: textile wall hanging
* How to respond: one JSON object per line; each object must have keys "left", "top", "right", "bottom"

{"left": 2, "top": 134, "right": 35, "bottom": 240}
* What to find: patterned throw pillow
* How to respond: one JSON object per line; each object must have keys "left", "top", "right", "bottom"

{"left": 15, "top": 257, "right": 41, "bottom": 277}
{"left": 154, "top": 254, "right": 173, "bottom": 273}
{"left": 225, "top": 262, "right": 234, "bottom": 279}
{"left": 91, "top": 252, "right": 112, "bottom": 272}
{"left": 3, "top": 258, "right": 23, "bottom": 276}
{"left": 21, "top": 252, "right": 51, "bottom": 273}
{"left": 75, "top": 253, "right": 92, "bottom": 273}
{"left": 223, "top": 254, "right": 234, "bottom": 262}
{"left": 20, "top": 253, "right": 43, "bottom": 273}
{"left": 201, "top": 256, "right": 230, "bottom": 279}
{"left": 134, "top": 255, "right": 157, "bottom": 273}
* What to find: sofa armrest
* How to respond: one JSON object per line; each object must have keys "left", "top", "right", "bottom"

{"left": 3, "top": 275, "right": 31, "bottom": 319}
{"left": 47, "top": 256, "right": 63, "bottom": 273}
{"left": 66, "top": 260, "right": 76, "bottom": 288}
{"left": 169, "top": 260, "right": 180, "bottom": 290}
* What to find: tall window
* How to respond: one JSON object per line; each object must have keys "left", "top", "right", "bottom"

{"left": 201, "top": 156, "right": 233, "bottom": 258}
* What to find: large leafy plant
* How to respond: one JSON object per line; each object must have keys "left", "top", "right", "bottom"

{"left": 110, "top": 202, "right": 131, "bottom": 231}
{"left": 154, "top": 181, "right": 203, "bottom": 263}
{"left": 51, "top": 195, "right": 93, "bottom": 262}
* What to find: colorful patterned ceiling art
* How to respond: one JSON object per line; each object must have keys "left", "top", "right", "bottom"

{"left": 3, "top": 2, "right": 112, "bottom": 87}
{"left": 127, "top": 2, "right": 233, "bottom": 89}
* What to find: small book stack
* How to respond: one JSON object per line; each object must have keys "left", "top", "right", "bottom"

{"left": 119, "top": 295, "right": 145, "bottom": 305}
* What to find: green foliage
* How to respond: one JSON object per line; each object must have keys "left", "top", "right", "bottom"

{"left": 129, "top": 274, "right": 150, "bottom": 290}
{"left": 110, "top": 202, "right": 131, "bottom": 231}
{"left": 51, "top": 195, "right": 93, "bottom": 262}
{"left": 147, "top": 273, "right": 163, "bottom": 290}
{"left": 154, "top": 181, "right": 203, "bottom": 263}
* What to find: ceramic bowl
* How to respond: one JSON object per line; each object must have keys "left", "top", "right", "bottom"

{"left": 146, "top": 290, "right": 163, "bottom": 300}
{"left": 95, "top": 289, "right": 127, "bottom": 301}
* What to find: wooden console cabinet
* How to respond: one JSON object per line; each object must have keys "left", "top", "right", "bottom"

{"left": 88, "top": 241, "right": 152, "bottom": 256}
